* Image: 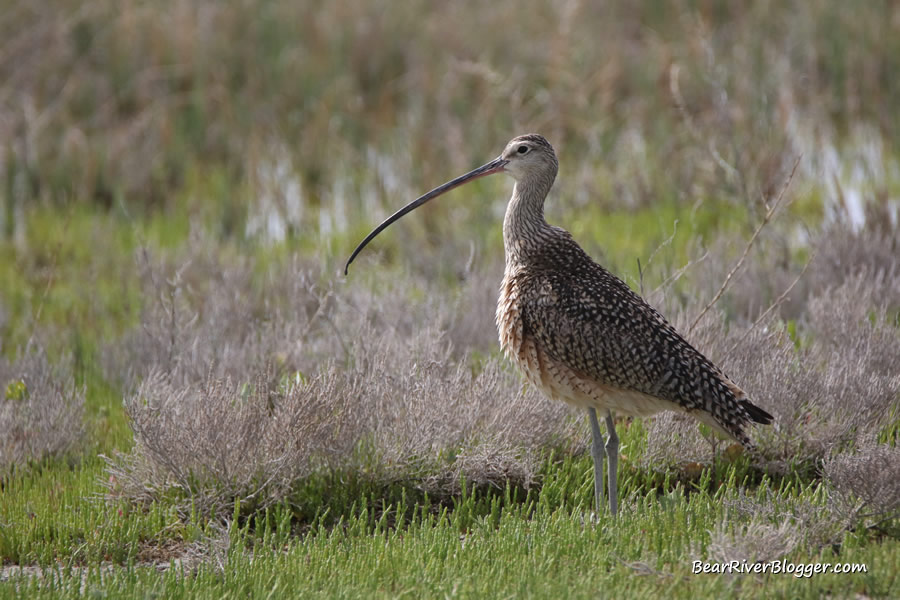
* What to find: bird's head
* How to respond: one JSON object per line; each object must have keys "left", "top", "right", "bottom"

{"left": 344, "top": 134, "right": 558, "bottom": 274}
{"left": 498, "top": 134, "right": 559, "bottom": 183}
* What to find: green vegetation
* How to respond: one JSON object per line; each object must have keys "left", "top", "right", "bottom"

{"left": 3, "top": 462, "right": 898, "bottom": 599}
{"left": 2, "top": 0, "right": 899, "bottom": 597}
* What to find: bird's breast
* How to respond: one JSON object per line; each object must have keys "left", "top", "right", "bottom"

{"left": 496, "top": 270, "right": 545, "bottom": 389}
{"left": 496, "top": 272, "right": 521, "bottom": 359}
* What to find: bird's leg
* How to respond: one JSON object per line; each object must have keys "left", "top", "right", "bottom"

{"left": 604, "top": 410, "right": 619, "bottom": 517}
{"left": 587, "top": 408, "right": 606, "bottom": 515}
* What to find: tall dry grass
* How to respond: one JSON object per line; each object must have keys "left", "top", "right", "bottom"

{"left": 104, "top": 245, "right": 582, "bottom": 517}
{"left": 0, "top": 350, "right": 85, "bottom": 471}
{"left": 3, "top": 0, "right": 898, "bottom": 239}
{"left": 101, "top": 210, "right": 899, "bottom": 520}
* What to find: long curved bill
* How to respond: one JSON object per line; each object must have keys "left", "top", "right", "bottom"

{"left": 344, "top": 156, "right": 508, "bottom": 275}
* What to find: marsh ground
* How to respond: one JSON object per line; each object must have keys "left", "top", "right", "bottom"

{"left": 1, "top": 1, "right": 899, "bottom": 597}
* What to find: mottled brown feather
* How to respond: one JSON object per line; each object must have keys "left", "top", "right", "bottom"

{"left": 495, "top": 134, "right": 772, "bottom": 447}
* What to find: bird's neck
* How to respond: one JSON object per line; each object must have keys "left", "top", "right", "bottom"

{"left": 503, "top": 178, "right": 553, "bottom": 264}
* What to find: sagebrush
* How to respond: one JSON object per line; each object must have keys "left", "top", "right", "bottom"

{"left": 0, "top": 350, "right": 84, "bottom": 471}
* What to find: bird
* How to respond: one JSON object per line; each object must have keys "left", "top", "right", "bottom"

{"left": 344, "top": 134, "right": 773, "bottom": 516}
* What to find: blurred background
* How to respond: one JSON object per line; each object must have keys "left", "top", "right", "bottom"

{"left": 1, "top": 0, "right": 898, "bottom": 352}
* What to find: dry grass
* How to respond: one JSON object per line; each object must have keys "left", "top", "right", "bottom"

{"left": 100, "top": 201, "right": 900, "bottom": 520}
{"left": 643, "top": 211, "right": 900, "bottom": 473}
{"left": 825, "top": 443, "right": 900, "bottom": 529}
{"left": 692, "top": 202, "right": 900, "bottom": 324}
{"left": 695, "top": 483, "right": 855, "bottom": 565}
{"left": 107, "top": 367, "right": 355, "bottom": 518}
{"left": 705, "top": 519, "right": 802, "bottom": 565}
{"left": 645, "top": 278, "right": 900, "bottom": 472}
{"left": 102, "top": 236, "right": 505, "bottom": 391}
{"left": 3, "top": 0, "right": 898, "bottom": 241}
{"left": 698, "top": 443, "right": 900, "bottom": 564}
{"left": 103, "top": 244, "right": 582, "bottom": 518}
{"left": 0, "top": 350, "right": 84, "bottom": 471}
{"left": 107, "top": 340, "right": 581, "bottom": 520}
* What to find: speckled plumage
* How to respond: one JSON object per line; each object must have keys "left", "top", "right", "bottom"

{"left": 495, "top": 134, "right": 772, "bottom": 446}
{"left": 344, "top": 132, "right": 773, "bottom": 515}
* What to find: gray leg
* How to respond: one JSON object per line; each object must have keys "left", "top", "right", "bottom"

{"left": 587, "top": 408, "right": 605, "bottom": 515}
{"left": 604, "top": 410, "right": 619, "bottom": 517}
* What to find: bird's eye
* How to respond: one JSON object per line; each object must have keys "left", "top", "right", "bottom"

{"left": 516, "top": 145, "right": 529, "bottom": 155}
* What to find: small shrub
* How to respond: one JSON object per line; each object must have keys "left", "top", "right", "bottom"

{"left": 705, "top": 519, "right": 801, "bottom": 564}
{"left": 103, "top": 243, "right": 505, "bottom": 391}
{"left": 0, "top": 350, "right": 84, "bottom": 471}
{"left": 645, "top": 272, "right": 900, "bottom": 473}
{"left": 106, "top": 319, "right": 582, "bottom": 519}
{"left": 824, "top": 444, "right": 900, "bottom": 529}
{"left": 718, "top": 488, "right": 848, "bottom": 552}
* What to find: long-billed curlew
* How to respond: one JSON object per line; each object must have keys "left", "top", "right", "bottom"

{"left": 344, "top": 134, "right": 773, "bottom": 516}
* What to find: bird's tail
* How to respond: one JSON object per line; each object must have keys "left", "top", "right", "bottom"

{"left": 714, "top": 377, "right": 773, "bottom": 447}
{"left": 740, "top": 399, "right": 774, "bottom": 425}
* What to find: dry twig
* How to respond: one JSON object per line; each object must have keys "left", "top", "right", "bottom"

{"left": 688, "top": 155, "right": 802, "bottom": 333}
{"left": 722, "top": 247, "right": 816, "bottom": 359}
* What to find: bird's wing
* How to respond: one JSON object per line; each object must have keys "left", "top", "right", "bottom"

{"left": 517, "top": 258, "right": 764, "bottom": 442}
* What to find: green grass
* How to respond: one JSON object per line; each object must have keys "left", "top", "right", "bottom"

{"left": 2, "top": 455, "right": 897, "bottom": 598}
{"left": 0, "top": 457, "right": 183, "bottom": 566}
